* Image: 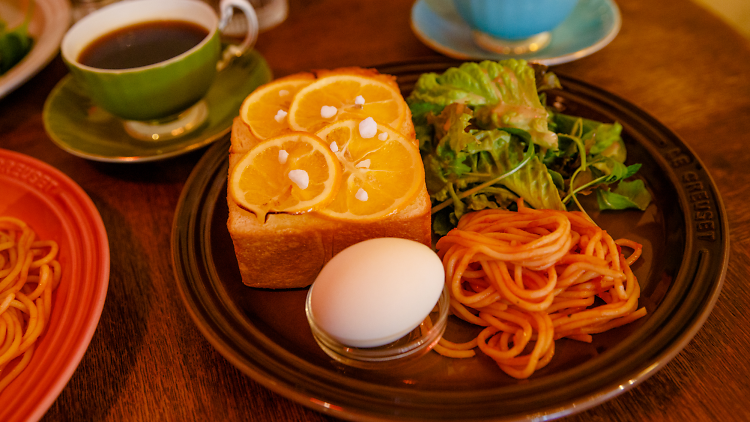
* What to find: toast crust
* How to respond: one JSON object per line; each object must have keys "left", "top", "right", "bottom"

{"left": 227, "top": 68, "right": 430, "bottom": 289}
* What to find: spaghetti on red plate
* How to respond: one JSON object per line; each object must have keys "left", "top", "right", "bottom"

{"left": 0, "top": 217, "right": 61, "bottom": 393}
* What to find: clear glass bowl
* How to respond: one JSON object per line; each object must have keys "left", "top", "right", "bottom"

{"left": 305, "top": 284, "right": 450, "bottom": 369}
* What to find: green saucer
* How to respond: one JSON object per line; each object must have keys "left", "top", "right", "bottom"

{"left": 43, "top": 50, "right": 273, "bottom": 163}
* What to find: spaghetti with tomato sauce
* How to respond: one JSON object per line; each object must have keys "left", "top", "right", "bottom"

{"left": 424, "top": 201, "right": 645, "bottom": 379}
{"left": 0, "top": 217, "right": 61, "bottom": 393}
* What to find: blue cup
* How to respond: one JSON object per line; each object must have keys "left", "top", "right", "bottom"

{"left": 452, "top": 0, "right": 578, "bottom": 53}
{"left": 453, "top": 0, "right": 579, "bottom": 40}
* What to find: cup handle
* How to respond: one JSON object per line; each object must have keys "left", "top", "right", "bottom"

{"left": 216, "top": 0, "right": 260, "bottom": 71}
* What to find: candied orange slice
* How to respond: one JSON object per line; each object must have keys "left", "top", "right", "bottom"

{"left": 288, "top": 74, "right": 408, "bottom": 134}
{"left": 240, "top": 74, "right": 315, "bottom": 140}
{"left": 229, "top": 132, "right": 341, "bottom": 221}
{"left": 314, "top": 119, "right": 424, "bottom": 221}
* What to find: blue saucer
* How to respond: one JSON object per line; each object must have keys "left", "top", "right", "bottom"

{"left": 411, "top": 0, "right": 621, "bottom": 65}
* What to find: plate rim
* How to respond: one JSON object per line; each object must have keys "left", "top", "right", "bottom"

{"left": 170, "top": 65, "right": 729, "bottom": 421}
{"left": 0, "top": 0, "right": 71, "bottom": 100}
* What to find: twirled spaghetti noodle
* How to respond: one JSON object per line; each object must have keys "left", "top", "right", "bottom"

{"left": 0, "top": 217, "right": 61, "bottom": 393}
{"left": 429, "top": 201, "right": 645, "bottom": 379}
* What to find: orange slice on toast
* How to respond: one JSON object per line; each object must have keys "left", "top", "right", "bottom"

{"left": 314, "top": 119, "right": 424, "bottom": 221}
{"left": 288, "top": 74, "right": 408, "bottom": 134}
{"left": 240, "top": 74, "right": 315, "bottom": 140}
{"left": 229, "top": 132, "right": 341, "bottom": 221}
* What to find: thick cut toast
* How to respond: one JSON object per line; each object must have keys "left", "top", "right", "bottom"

{"left": 227, "top": 69, "right": 431, "bottom": 289}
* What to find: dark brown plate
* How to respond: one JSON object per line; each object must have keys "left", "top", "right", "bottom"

{"left": 170, "top": 60, "right": 729, "bottom": 421}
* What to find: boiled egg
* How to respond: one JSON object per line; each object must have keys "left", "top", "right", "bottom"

{"left": 308, "top": 238, "right": 445, "bottom": 348}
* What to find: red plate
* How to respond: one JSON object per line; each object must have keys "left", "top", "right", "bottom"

{"left": 0, "top": 149, "right": 109, "bottom": 422}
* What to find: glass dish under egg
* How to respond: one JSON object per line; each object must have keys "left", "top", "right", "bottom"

{"left": 305, "top": 285, "right": 450, "bottom": 369}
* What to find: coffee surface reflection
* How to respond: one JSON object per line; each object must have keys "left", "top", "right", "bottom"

{"left": 78, "top": 20, "right": 209, "bottom": 69}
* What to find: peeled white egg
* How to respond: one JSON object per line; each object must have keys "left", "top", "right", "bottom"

{"left": 308, "top": 238, "right": 445, "bottom": 348}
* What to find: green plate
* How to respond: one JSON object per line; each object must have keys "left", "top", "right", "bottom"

{"left": 43, "top": 50, "right": 272, "bottom": 163}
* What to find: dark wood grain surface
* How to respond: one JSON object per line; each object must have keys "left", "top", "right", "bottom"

{"left": 1, "top": 0, "right": 749, "bottom": 420}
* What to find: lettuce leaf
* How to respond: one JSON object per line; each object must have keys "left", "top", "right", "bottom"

{"left": 549, "top": 112, "right": 625, "bottom": 160}
{"left": 422, "top": 102, "right": 563, "bottom": 229}
{"left": 409, "top": 101, "right": 443, "bottom": 153}
{"left": 0, "top": 1, "right": 34, "bottom": 75}
{"left": 408, "top": 59, "right": 558, "bottom": 149}
{"left": 408, "top": 62, "right": 501, "bottom": 107}
{"left": 409, "top": 59, "right": 651, "bottom": 236}
{"left": 502, "top": 155, "right": 565, "bottom": 211}
{"left": 596, "top": 179, "right": 652, "bottom": 211}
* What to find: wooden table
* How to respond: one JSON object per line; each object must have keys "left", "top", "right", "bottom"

{"left": 2, "top": 0, "right": 749, "bottom": 420}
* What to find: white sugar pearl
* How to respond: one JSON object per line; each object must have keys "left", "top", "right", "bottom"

{"left": 278, "top": 149, "right": 289, "bottom": 164}
{"left": 321, "top": 106, "right": 338, "bottom": 119}
{"left": 274, "top": 109, "right": 288, "bottom": 122}
{"left": 378, "top": 132, "right": 388, "bottom": 141}
{"left": 330, "top": 141, "right": 339, "bottom": 153}
{"left": 355, "top": 95, "right": 365, "bottom": 105}
{"left": 355, "top": 188, "right": 368, "bottom": 201}
{"left": 288, "top": 169, "right": 309, "bottom": 190}
{"left": 359, "top": 117, "right": 377, "bottom": 139}
{"left": 355, "top": 159, "right": 371, "bottom": 169}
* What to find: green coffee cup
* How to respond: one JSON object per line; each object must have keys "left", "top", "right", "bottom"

{"left": 61, "top": 0, "right": 258, "bottom": 123}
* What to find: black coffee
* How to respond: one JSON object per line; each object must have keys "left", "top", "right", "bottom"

{"left": 78, "top": 20, "right": 209, "bottom": 70}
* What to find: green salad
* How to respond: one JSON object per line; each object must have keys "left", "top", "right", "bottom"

{"left": 0, "top": 0, "right": 34, "bottom": 75}
{"left": 406, "top": 59, "right": 652, "bottom": 236}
